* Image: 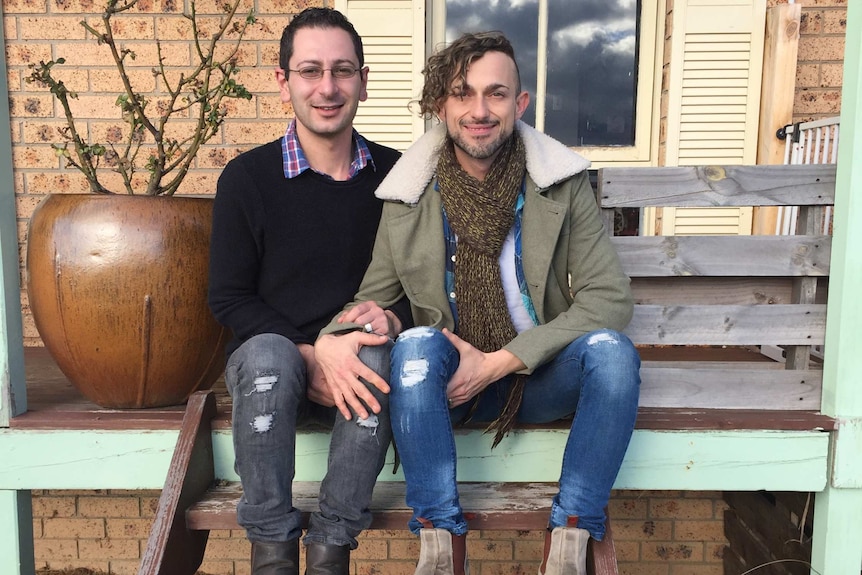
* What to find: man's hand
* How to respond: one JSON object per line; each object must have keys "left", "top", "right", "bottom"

{"left": 298, "top": 344, "right": 334, "bottom": 407}
{"left": 338, "top": 301, "right": 402, "bottom": 337}
{"left": 443, "top": 328, "right": 526, "bottom": 407}
{"left": 315, "top": 332, "right": 390, "bottom": 420}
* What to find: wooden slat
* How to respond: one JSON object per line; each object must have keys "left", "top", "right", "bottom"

{"left": 639, "top": 367, "right": 822, "bottom": 410}
{"left": 625, "top": 304, "right": 826, "bottom": 345}
{"left": 631, "top": 277, "right": 794, "bottom": 305}
{"left": 613, "top": 235, "right": 830, "bottom": 277}
{"left": 634, "top": 408, "right": 835, "bottom": 431}
{"left": 597, "top": 164, "right": 836, "bottom": 207}
{"left": 139, "top": 391, "right": 216, "bottom": 575}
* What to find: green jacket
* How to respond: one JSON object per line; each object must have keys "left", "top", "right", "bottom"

{"left": 321, "top": 121, "right": 633, "bottom": 374}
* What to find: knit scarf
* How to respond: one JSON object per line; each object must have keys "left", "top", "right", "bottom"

{"left": 437, "top": 132, "right": 527, "bottom": 447}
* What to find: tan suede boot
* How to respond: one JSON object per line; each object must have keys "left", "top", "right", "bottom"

{"left": 538, "top": 526, "right": 589, "bottom": 575}
{"left": 414, "top": 519, "right": 468, "bottom": 575}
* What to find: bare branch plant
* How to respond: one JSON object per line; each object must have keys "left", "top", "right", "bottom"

{"left": 27, "top": 0, "right": 255, "bottom": 195}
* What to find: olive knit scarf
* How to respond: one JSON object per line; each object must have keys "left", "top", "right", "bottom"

{"left": 437, "top": 132, "right": 527, "bottom": 447}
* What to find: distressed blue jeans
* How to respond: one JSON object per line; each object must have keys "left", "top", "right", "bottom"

{"left": 389, "top": 327, "right": 640, "bottom": 540}
{"left": 225, "top": 333, "right": 393, "bottom": 548}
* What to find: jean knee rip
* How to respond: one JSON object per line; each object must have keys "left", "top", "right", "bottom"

{"left": 396, "top": 326, "right": 436, "bottom": 341}
{"left": 251, "top": 412, "right": 275, "bottom": 433}
{"left": 587, "top": 331, "right": 620, "bottom": 346}
{"left": 400, "top": 359, "right": 429, "bottom": 387}
{"left": 246, "top": 369, "right": 279, "bottom": 396}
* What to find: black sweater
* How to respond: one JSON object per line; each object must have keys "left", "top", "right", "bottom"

{"left": 208, "top": 138, "right": 401, "bottom": 358}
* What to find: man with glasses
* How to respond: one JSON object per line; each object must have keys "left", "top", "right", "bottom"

{"left": 208, "top": 8, "right": 404, "bottom": 575}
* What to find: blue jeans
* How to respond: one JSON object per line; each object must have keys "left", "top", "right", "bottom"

{"left": 389, "top": 327, "right": 640, "bottom": 540}
{"left": 225, "top": 333, "right": 393, "bottom": 548}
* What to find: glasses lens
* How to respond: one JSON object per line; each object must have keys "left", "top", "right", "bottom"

{"left": 299, "top": 67, "right": 323, "bottom": 80}
{"left": 332, "top": 66, "right": 358, "bottom": 79}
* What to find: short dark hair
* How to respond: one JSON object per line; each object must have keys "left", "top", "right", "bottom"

{"left": 417, "top": 31, "right": 521, "bottom": 119}
{"left": 279, "top": 8, "right": 365, "bottom": 72}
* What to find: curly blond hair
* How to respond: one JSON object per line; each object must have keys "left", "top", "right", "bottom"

{"left": 416, "top": 31, "right": 521, "bottom": 119}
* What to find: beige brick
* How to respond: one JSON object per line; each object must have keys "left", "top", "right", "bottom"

{"left": 260, "top": 95, "right": 291, "bottom": 119}
{"left": 20, "top": 16, "right": 87, "bottom": 39}
{"left": 262, "top": 44, "right": 280, "bottom": 67}
{"left": 9, "top": 95, "right": 55, "bottom": 117}
{"left": 33, "top": 536, "right": 77, "bottom": 559}
{"left": 478, "top": 561, "right": 536, "bottom": 575}
{"left": 31, "top": 495, "right": 77, "bottom": 518}
{"left": 78, "top": 537, "right": 140, "bottom": 560}
{"left": 795, "top": 88, "right": 842, "bottom": 114}
{"left": 800, "top": 10, "right": 822, "bottom": 35}
{"left": 668, "top": 566, "right": 723, "bottom": 575}
{"left": 43, "top": 517, "right": 105, "bottom": 538}
{"left": 256, "top": 0, "right": 312, "bottom": 14}
{"left": 806, "top": 0, "right": 847, "bottom": 6}
{"left": 39, "top": 559, "right": 111, "bottom": 573}
{"left": 480, "top": 529, "right": 542, "bottom": 541}
{"left": 107, "top": 16, "right": 156, "bottom": 40}
{"left": 196, "top": 559, "right": 237, "bottom": 575}
{"left": 823, "top": 8, "right": 847, "bottom": 34}
{"left": 513, "top": 538, "right": 544, "bottom": 561}
{"left": 649, "top": 498, "right": 714, "bottom": 520}
{"left": 33, "top": 518, "right": 42, "bottom": 538}
{"left": 240, "top": 16, "right": 292, "bottom": 42}
{"left": 107, "top": 559, "right": 147, "bottom": 575}
{"left": 356, "top": 560, "right": 415, "bottom": 575}
{"left": 619, "top": 563, "right": 669, "bottom": 575}
{"left": 204, "top": 536, "right": 252, "bottom": 559}
{"left": 641, "top": 542, "right": 704, "bottom": 562}
{"left": 209, "top": 528, "right": 235, "bottom": 539}
{"left": 821, "top": 62, "right": 844, "bottom": 87}
{"left": 387, "top": 535, "right": 420, "bottom": 560}
{"left": 614, "top": 539, "right": 640, "bottom": 563}
{"left": 6, "top": 43, "right": 54, "bottom": 67}
{"left": 796, "top": 63, "right": 820, "bottom": 88}
{"left": 79, "top": 495, "right": 141, "bottom": 518}
{"left": 673, "top": 520, "right": 725, "bottom": 542}
{"left": 614, "top": 519, "right": 673, "bottom": 541}
{"left": 467, "top": 538, "right": 512, "bottom": 561}
{"left": 223, "top": 120, "right": 285, "bottom": 145}
{"left": 352, "top": 538, "right": 387, "bottom": 560}
{"left": 90, "top": 68, "right": 156, "bottom": 93}
{"left": 799, "top": 36, "right": 845, "bottom": 61}
{"left": 141, "top": 494, "right": 161, "bottom": 517}
{"left": 22, "top": 120, "right": 84, "bottom": 144}
{"left": 106, "top": 518, "right": 153, "bottom": 539}
{"left": 13, "top": 144, "right": 61, "bottom": 169}
{"left": 25, "top": 172, "right": 92, "bottom": 194}
{"left": 609, "top": 494, "right": 648, "bottom": 519}
{"left": 2, "top": 0, "right": 48, "bottom": 13}
{"left": 196, "top": 146, "right": 244, "bottom": 169}
{"left": 192, "top": 0, "right": 255, "bottom": 15}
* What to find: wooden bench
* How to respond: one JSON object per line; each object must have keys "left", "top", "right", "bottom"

{"left": 139, "top": 163, "right": 837, "bottom": 575}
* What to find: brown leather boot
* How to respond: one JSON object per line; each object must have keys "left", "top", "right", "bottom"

{"left": 251, "top": 539, "right": 300, "bottom": 575}
{"left": 305, "top": 542, "right": 350, "bottom": 575}
{"left": 538, "top": 519, "right": 589, "bottom": 575}
{"left": 414, "top": 518, "right": 468, "bottom": 575}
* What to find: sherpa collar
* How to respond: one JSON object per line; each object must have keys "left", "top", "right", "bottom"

{"left": 375, "top": 120, "right": 590, "bottom": 205}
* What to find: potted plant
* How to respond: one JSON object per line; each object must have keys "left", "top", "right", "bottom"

{"left": 24, "top": 0, "right": 256, "bottom": 408}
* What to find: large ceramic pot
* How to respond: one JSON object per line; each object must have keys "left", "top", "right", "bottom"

{"left": 26, "top": 194, "right": 229, "bottom": 408}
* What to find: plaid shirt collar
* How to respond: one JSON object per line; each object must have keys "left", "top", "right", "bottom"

{"left": 281, "top": 119, "right": 375, "bottom": 180}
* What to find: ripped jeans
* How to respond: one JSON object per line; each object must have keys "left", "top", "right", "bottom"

{"left": 389, "top": 327, "right": 640, "bottom": 540}
{"left": 225, "top": 333, "right": 393, "bottom": 548}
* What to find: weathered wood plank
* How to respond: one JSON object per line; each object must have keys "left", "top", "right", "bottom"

{"left": 638, "top": 367, "right": 822, "bottom": 410}
{"left": 631, "top": 277, "right": 795, "bottom": 305}
{"left": 597, "top": 164, "right": 836, "bottom": 207}
{"left": 613, "top": 235, "right": 831, "bottom": 277}
{"left": 625, "top": 304, "right": 826, "bottom": 345}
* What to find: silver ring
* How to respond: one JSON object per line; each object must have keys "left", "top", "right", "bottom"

{"left": 364, "top": 323, "right": 373, "bottom": 333}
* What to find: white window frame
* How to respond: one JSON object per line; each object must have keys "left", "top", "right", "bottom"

{"left": 428, "top": 0, "right": 664, "bottom": 167}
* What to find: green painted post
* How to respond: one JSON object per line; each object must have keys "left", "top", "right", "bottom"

{"left": 811, "top": 0, "right": 862, "bottom": 572}
{"left": 0, "top": 1, "right": 27, "bottom": 429}
{"left": 1, "top": 3, "right": 34, "bottom": 574}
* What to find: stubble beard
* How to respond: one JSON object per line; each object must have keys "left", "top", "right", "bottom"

{"left": 448, "top": 122, "right": 513, "bottom": 160}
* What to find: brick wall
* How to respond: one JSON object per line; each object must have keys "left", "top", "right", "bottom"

{"left": 32, "top": 489, "right": 728, "bottom": 574}
{"left": 792, "top": 0, "right": 847, "bottom": 123}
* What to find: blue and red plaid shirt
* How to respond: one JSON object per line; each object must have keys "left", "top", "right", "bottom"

{"left": 281, "top": 119, "right": 375, "bottom": 180}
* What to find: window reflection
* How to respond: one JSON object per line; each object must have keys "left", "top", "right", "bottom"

{"left": 445, "top": 0, "right": 639, "bottom": 147}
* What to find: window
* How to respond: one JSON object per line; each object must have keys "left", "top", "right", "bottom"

{"left": 431, "top": 0, "right": 661, "bottom": 164}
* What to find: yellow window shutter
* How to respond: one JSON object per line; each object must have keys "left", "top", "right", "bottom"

{"left": 666, "top": 0, "right": 767, "bottom": 166}
{"left": 336, "top": 0, "right": 425, "bottom": 151}
{"left": 661, "top": 0, "right": 765, "bottom": 236}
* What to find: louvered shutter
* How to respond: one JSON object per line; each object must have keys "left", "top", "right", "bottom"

{"left": 336, "top": 0, "right": 425, "bottom": 151}
{"left": 660, "top": 0, "right": 766, "bottom": 236}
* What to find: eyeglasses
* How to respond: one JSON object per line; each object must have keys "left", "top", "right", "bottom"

{"left": 288, "top": 66, "right": 362, "bottom": 80}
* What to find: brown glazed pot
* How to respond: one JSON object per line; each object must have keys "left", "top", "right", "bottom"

{"left": 26, "top": 194, "right": 229, "bottom": 408}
